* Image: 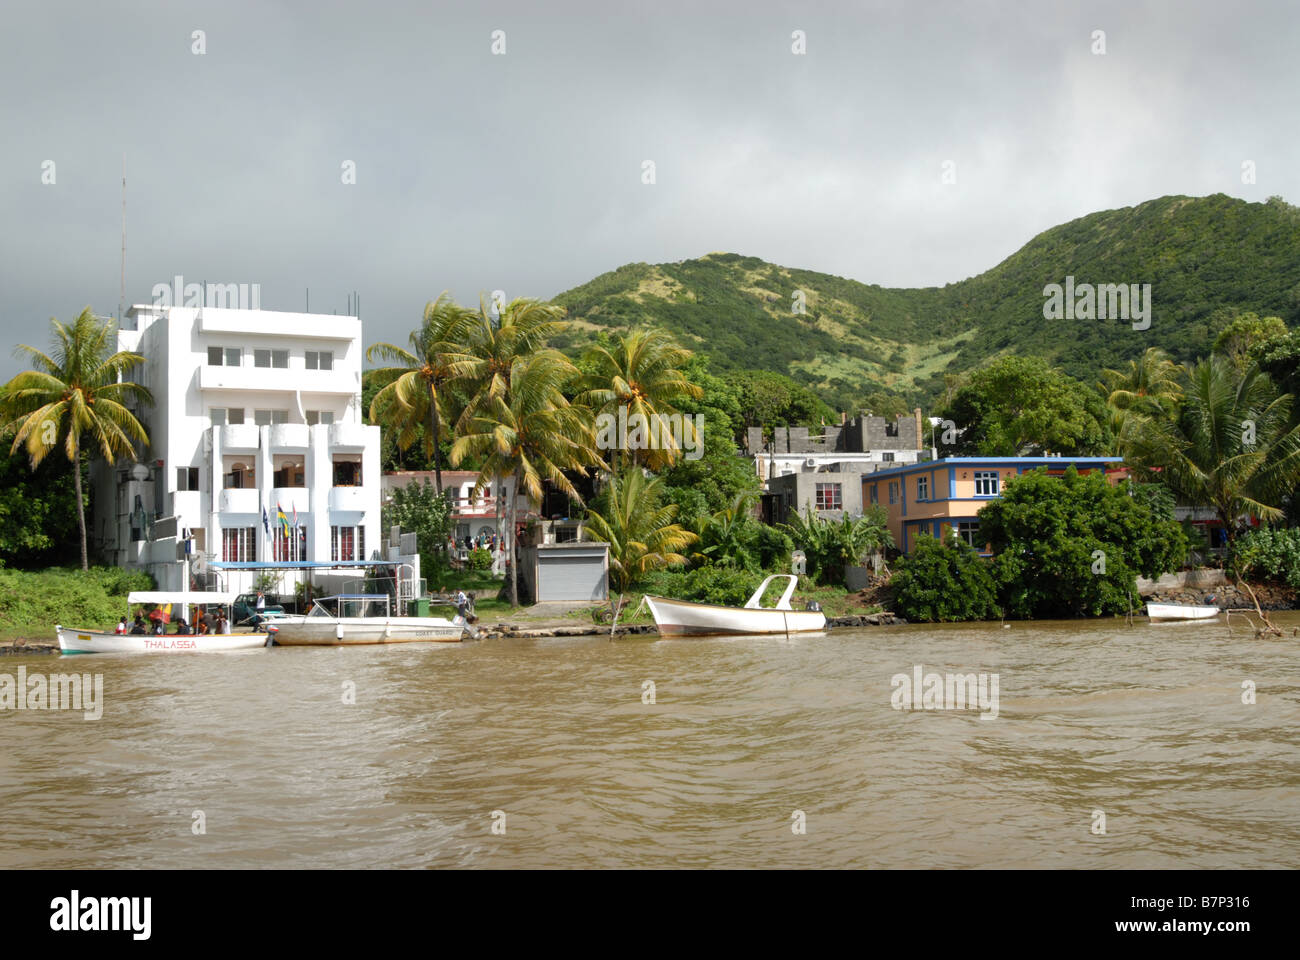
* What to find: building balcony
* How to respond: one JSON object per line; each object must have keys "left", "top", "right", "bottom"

{"left": 198, "top": 308, "right": 359, "bottom": 341}
{"left": 199, "top": 365, "right": 355, "bottom": 395}
{"left": 269, "top": 423, "right": 310, "bottom": 451}
{"left": 329, "top": 485, "right": 370, "bottom": 512}
{"left": 218, "top": 423, "right": 260, "bottom": 452}
{"left": 218, "top": 488, "right": 261, "bottom": 515}
{"left": 272, "top": 487, "right": 310, "bottom": 515}
{"left": 328, "top": 421, "right": 370, "bottom": 451}
{"left": 170, "top": 490, "right": 202, "bottom": 525}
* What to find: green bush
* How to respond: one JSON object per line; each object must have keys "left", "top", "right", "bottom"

{"left": 467, "top": 547, "right": 494, "bottom": 571}
{"left": 891, "top": 535, "right": 1002, "bottom": 622}
{"left": 1231, "top": 527, "right": 1300, "bottom": 587}
{"left": 0, "top": 566, "right": 157, "bottom": 633}
{"left": 639, "top": 566, "right": 757, "bottom": 606}
{"left": 978, "top": 469, "right": 1186, "bottom": 618}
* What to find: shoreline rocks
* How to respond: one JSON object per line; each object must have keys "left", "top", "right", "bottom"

{"left": 1147, "top": 580, "right": 1296, "bottom": 611}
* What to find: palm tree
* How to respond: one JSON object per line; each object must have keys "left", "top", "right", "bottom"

{"left": 1, "top": 309, "right": 151, "bottom": 569}
{"left": 1126, "top": 356, "right": 1300, "bottom": 540}
{"left": 450, "top": 350, "right": 603, "bottom": 606}
{"left": 781, "top": 505, "right": 894, "bottom": 583}
{"left": 691, "top": 491, "right": 759, "bottom": 569}
{"left": 1099, "top": 347, "right": 1183, "bottom": 455}
{"left": 452, "top": 296, "right": 571, "bottom": 436}
{"left": 575, "top": 327, "right": 703, "bottom": 470}
{"left": 585, "top": 468, "right": 696, "bottom": 595}
{"left": 366, "top": 292, "right": 476, "bottom": 494}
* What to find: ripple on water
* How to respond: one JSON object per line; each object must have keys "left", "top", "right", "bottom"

{"left": 1, "top": 615, "right": 1297, "bottom": 868}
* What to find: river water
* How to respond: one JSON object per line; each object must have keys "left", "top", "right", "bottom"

{"left": 2, "top": 615, "right": 1297, "bottom": 869}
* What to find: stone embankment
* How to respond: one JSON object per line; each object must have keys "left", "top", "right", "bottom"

{"left": 1146, "top": 580, "right": 1295, "bottom": 611}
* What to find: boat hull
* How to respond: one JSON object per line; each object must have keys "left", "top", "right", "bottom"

{"left": 270, "top": 616, "right": 464, "bottom": 645}
{"left": 1146, "top": 603, "right": 1220, "bottom": 621}
{"left": 56, "top": 626, "right": 271, "bottom": 654}
{"left": 645, "top": 596, "right": 826, "bottom": 636}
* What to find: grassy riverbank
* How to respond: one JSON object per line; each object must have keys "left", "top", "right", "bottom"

{"left": 0, "top": 566, "right": 154, "bottom": 642}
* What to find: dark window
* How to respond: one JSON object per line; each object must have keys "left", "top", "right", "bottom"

{"left": 176, "top": 467, "right": 200, "bottom": 491}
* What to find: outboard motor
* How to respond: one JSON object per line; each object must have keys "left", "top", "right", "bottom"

{"left": 805, "top": 600, "right": 822, "bottom": 612}
{"left": 264, "top": 625, "right": 278, "bottom": 647}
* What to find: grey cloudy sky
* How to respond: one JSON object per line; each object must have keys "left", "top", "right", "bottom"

{"left": 1, "top": 0, "right": 1296, "bottom": 376}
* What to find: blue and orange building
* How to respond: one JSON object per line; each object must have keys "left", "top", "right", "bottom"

{"left": 861, "top": 456, "right": 1125, "bottom": 555}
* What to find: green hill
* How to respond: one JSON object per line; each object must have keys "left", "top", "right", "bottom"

{"left": 552, "top": 194, "right": 1300, "bottom": 408}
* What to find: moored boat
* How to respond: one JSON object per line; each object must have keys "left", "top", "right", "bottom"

{"left": 57, "top": 591, "right": 272, "bottom": 654}
{"left": 1146, "top": 602, "right": 1220, "bottom": 622}
{"left": 269, "top": 594, "right": 467, "bottom": 645}
{"left": 645, "top": 574, "right": 826, "bottom": 637}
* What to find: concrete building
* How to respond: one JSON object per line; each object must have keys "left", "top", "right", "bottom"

{"left": 752, "top": 410, "right": 926, "bottom": 523}
{"left": 860, "top": 457, "right": 1124, "bottom": 554}
{"left": 93, "top": 304, "right": 381, "bottom": 594}
{"left": 746, "top": 410, "right": 926, "bottom": 483}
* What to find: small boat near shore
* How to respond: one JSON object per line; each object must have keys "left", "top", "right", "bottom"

{"left": 645, "top": 574, "right": 826, "bottom": 637}
{"left": 57, "top": 591, "right": 272, "bottom": 654}
{"left": 269, "top": 594, "right": 468, "bottom": 645}
{"left": 1146, "top": 602, "right": 1221, "bottom": 622}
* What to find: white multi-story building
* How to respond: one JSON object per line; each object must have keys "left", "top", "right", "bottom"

{"left": 93, "top": 304, "right": 381, "bottom": 595}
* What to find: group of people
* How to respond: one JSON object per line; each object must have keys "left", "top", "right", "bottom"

{"left": 116, "top": 608, "right": 230, "bottom": 636}
{"left": 450, "top": 532, "right": 502, "bottom": 552}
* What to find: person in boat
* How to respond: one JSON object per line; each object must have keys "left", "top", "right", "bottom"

{"left": 173, "top": 616, "right": 191, "bottom": 635}
{"left": 153, "top": 619, "right": 165, "bottom": 635}
{"left": 216, "top": 611, "right": 230, "bottom": 634}
{"left": 115, "top": 617, "right": 128, "bottom": 635}
{"left": 130, "top": 614, "right": 147, "bottom": 635}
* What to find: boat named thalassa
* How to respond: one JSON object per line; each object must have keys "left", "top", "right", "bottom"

{"left": 645, "top": 574, "right": 826, "bottom": 636}
{"left": 57, "top": 591, "right": 273, "bottom": 654}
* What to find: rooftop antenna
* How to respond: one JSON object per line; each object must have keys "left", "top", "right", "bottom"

{"left": 119, "top": 154, "right": 126, "bottom": 323}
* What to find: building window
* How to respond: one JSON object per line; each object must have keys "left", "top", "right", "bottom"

{"left": 221, "top": 526, "right": 257, "bottom": 562}
{"left": 224, "top": 462, "right": 253, "bottom": 489}
{"left": 273, "top": 463, "right": 305, "bottom": 487}
{"left": 254, "top": 409, "right": 289, "bottom": 426}
{"left": 882, "top": 452, "right": 895, "bottom": 462}
{"left": 333, "top": 460, "right": 362, "bottom": 486}
{"left": 331, "top": 525, "right": 365, "bottom": 562}
{"left": 889, "top": 482, "right": 898, "bottom": 505}
{"left": 254, "top": 349, "right": 289, "bottom": 369}
{"left": 306, "top": 410, "right": 335, "bottom": 426}
{"left": 207, "top": 347, "right": 241, "bottom": 366}
{"left": 273, "top": 525, "right": 307, "bottom": 562}
{"left": 176, "top": 466, "right": 200, "bottom": 491}
{"left": 212, "top": 407, "right": 246, "bottom": 426}
{"left": 955, "top": 521, "right": 982, "bottom": 548}
{"left": 815, "top": 482, "right": 842, "bottom": 511}
{"left": 974, "top": 471, "right": 1000, "bottom": 496}
{"left": 917, "top": 475, "right": 929, "bottom": 501}
{"left": 869, "top": 485, "right": 878, "bottom": 505}
{"left": 305, "top": 350, "right": 334, "bottom": 371}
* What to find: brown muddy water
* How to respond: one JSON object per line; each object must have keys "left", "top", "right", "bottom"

{"left": 1, "top": 615, "right": 1297, "bottom": 869}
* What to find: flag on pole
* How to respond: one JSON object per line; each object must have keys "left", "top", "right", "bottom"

{"left": 277, "top": 502, "right": 290, "bottom": 536}
{"left": 262, "top": 506, "right": 270, "bottom": 536}
{"left": 292, "top": 503, "right": 298, "bottom": 530}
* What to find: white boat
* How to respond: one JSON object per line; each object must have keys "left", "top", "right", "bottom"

{"left": 57, "top": 591, "right": 272, "bottom": 654}
{"left": 270, "top": 594, "right": 468, "bottom": 645}
{"left": 645, "top": 574, "right": 826, "bottom": 637}
{"left": 1146, "top": 602, "right": 1221, "bottom": 621}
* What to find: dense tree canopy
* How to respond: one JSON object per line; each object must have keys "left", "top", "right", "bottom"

{"left": 941, "top": 356, "right": 1112, "bottom": 456}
